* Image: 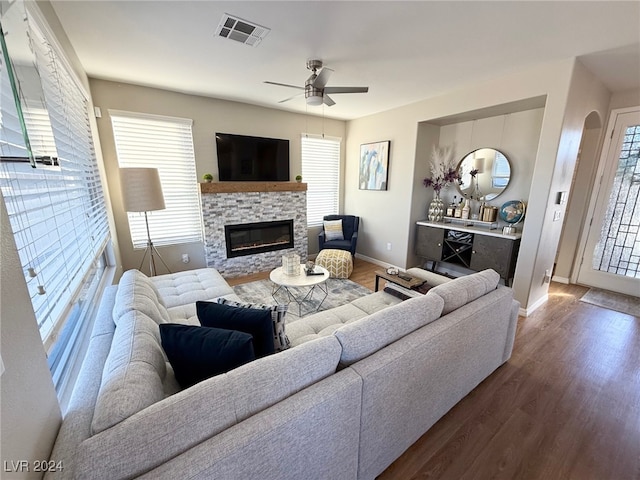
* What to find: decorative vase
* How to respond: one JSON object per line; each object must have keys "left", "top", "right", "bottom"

{"left": 428, "top": 192, "right": 445, "bottom": 222}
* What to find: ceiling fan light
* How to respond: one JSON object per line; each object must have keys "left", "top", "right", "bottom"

{"left": 306, "top": 95, "right": 323, "bottom": 106}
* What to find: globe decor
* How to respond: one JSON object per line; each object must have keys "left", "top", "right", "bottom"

{"left": 423, "top": 145, "right": 460, "bottom": 222}
{"left": 499, "top": 200, "right": 526, "bottom": 224}
{"left": 499, "top": 200, "right": 526, "bottom": 234}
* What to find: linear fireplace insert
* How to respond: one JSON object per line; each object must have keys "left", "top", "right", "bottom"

{"left": 224, "top": 220, "right": 294, "bottom": 258}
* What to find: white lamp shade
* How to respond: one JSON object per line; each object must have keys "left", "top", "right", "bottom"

{"left": 474, "top": 158, "right": 485, "bottom": 173}
{"left": 120, "top": 167, "right": 166, "bottom": 212}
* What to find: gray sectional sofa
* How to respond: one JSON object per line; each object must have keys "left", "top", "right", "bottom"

{"left": 46, "top": 266, "right": 518, "bottom": 480}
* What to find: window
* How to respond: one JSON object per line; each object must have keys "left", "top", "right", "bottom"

{"left": 301, "top": 134, "right": 341, "bottom": 227}
{"left": 110, "top": 111, "right": 203, "bottom": 247}
{"left": 0, "top": 3, "right": 112, "bottom": 401}
{"left": 492, "top": 151, "right": 511, "bottom": 188}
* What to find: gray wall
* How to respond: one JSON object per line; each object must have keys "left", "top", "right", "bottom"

{"left": 344, "top": 58, "right": 612, "bottom": 313}
{"left": 89, "top": 79, "right": 347, "bottom": 275}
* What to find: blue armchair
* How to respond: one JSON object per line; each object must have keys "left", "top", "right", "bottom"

{"left": 318, "top": 215, "right": 360, "bottom": 256}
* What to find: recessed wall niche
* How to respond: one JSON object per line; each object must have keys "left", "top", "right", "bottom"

{"left": 417, "top": 98, "right": 546, "bottom": 209}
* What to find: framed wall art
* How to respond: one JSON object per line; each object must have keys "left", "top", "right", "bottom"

{"left": 359, "top": 140, "right": 390, "bottom": 191}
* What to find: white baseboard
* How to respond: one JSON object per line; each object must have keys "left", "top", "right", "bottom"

{"left": 355, "top": 254, "right": 397, "bottom": 270}
{"left": 519, "top": 293, "right": 548, "bottom": 317}
{"left": 552, "top": 275, "right": 570, "bottom": 284}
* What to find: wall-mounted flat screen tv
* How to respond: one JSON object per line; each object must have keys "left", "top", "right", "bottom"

{"left": 216, "top": 132, "right": 290, "bottom": 181}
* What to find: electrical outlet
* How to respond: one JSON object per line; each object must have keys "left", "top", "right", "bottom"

{"left": 553, "top": 210, "right": 562, "bottom": 222}
{"left": 544, "top": 269, "right": 552, "bottom": 283}
{"left": 386, "top": 242, "right": 392, "bottom": 251}
{"left": 181, "top": 253, "right": 190, "bottom": 264}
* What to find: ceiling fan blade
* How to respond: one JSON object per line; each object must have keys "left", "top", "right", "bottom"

{"left": 323, "top": 86, "right": 369, "bottom": 94}
{"left": 278, "top": 92, "right": 304, "bottom": 103}
{"left": 312, "top": 67, "right": 333, "bottom": 89}
{"left": 323, "top": 94, "right": 336, "bottom": 107}
{"left": 264, "top": 81, "right": 304, "bottom": 90}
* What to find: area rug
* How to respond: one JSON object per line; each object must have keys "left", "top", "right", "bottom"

{"left": 232, "top": 278, "right": 372, "bottom": 319}
{"left": 580, "top": 288, "right": 640, "bottom": 317}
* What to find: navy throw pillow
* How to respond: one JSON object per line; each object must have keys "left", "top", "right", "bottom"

{"left": 159, "top": 323, "right": 255, "bottom": 388}
{"left": 196, "top": 301, "right": 275, "bottom": 358}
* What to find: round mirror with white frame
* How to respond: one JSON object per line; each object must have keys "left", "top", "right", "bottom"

{"left": 457, "top": 148, "right": 511, "bottom": 201}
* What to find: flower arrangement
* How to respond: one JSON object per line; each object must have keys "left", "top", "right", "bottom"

{"left": 458, "top": 167, "right": 480, "bottom": 189}
{"left": 422, "top": 145, "right": 460, "bottom": 195}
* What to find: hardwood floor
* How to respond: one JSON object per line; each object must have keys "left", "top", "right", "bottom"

{"left": 226, "top": 259, "right": 640, "bottom": 479}
{"left": 225, "top": 257, "right": 380, "bottom": 290}
{"left": 379, "top": 282, "right": 640, "bottom": 480}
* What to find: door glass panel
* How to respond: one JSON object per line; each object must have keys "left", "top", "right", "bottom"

{"left": 592, "top": 124, "right": 640, "bottom": 278}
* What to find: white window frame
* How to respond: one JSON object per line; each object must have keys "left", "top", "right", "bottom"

{"left": 301, "top": 134, "right": 341, "bottom": 227}
{"left": 110, "top": 110, "right": 203, "bottom": 248}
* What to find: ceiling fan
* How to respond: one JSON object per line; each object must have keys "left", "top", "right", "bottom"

{"left": 265, "top": 59, "right": 368, "bottom": 106}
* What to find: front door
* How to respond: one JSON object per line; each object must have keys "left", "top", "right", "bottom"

{"left": 577, "top": 108, "right": 640, "bottom": 297}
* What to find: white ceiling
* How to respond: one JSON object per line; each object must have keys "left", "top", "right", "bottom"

{"left": 50, "top": 1, "right": 640, "bottom": 121}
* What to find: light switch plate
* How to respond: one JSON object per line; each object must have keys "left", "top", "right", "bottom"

{"left": 556, "top": 191, "right": 568, "bottom": 205}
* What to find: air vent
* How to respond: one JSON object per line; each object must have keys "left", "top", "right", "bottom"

{"left": 216, "top": 14, "right": 270, "bottom": 47}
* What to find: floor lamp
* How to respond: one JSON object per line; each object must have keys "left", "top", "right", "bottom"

{"left": 120, "top": 167, "right": 171, "bottom": 276}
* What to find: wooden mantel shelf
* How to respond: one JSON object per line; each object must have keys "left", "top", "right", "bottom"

{"left": 200, "top": 181, "right": 307, "bottom": 194}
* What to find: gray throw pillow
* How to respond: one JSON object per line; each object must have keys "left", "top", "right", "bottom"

{"left": 323, "top": 219, "right": 344, "bottom": 241}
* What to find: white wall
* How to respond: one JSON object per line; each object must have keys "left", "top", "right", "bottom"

{"left": 519, "top": 61, "right": 610, "bottom": 311}
{"left": 89, "top": 79, "right": 347, "bottom": 274}
{"left": 554, "top": 121, "right": 602, "bottom": 282}
{"left": 609, "top": 88, "right": 640, "bottom": 110}
{"left": 345, "top": 58, "right": 611, "bottom": 312}
{"left": 437, "top": 109, "right": 544, "bottom": 210}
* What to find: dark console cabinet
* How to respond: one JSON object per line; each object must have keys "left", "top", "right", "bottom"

{"left": 415, "top": 224, "right": 444, "bottom": 260}
{"left": 415, "top": 221, "right": 521, "bottom": 284}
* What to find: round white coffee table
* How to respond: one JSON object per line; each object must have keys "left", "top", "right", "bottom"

{"left": 269, "top": 264, "right": 330, "bottom": 316}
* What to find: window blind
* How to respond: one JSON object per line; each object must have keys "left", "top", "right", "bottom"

{"left": 301, "top": 134, "right": 341, "bottom": 227}
{"left": 0, "top": 16, "right": 110, "bottom": 352}
{"left": 492, "top": 151, "right": 510, "bottom": 188}
{"left": 110, "top": 111, "right": 203, "bottom": 248}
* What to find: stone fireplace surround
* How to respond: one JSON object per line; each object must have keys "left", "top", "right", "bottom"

{"left": 201, "top": 182, "right": 308, "bottom": 277}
